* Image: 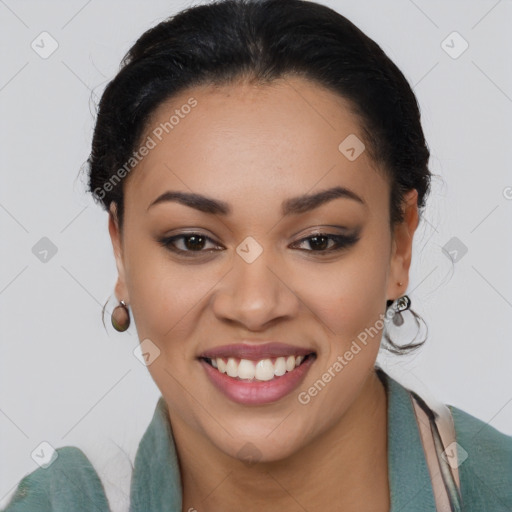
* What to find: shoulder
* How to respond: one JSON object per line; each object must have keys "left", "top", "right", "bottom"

{"left": 2, "top": 446, "right": 110, "bottom": 512}
{"left": 449, "top": 405, "right": 512, "bottom": 511}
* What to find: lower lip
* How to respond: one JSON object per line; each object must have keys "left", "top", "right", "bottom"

{"left": 199, "top": 355, "right": 316, "bottom": 405}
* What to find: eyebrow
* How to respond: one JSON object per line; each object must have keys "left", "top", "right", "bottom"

{"left": 146, "top": 185, "right": 366, "bottom": 216}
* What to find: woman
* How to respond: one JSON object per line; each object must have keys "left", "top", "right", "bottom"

{"left": 4, "top": 0, "right": 511, "bottom": 511}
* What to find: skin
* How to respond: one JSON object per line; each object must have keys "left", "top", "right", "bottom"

{"left": 108, "top": 75, "right": 419, "bottom": 511}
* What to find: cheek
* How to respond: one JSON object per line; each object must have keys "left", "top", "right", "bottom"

{"left": 128, "top": 270, "right": 193, "bottom": 339}
{"left": 309, "top": 240, "right": 389, "bottom": 340}
{"left": 124, "top": 240, "right": 221, "bottom": 352}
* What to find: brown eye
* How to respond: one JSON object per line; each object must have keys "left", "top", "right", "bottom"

{"left": 182, "top": 234, "right": 206, "bottom": 250}
{"left": 158, "top": 233, "right": 224, "bottom": 256}
{"left": 306, "top": 235, "right": 330, "bottom": 251}
{"left": 291, "top": 233, "right": 360, "bottom": 254}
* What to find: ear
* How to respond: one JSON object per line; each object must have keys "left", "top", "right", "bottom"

{"left": 108, "top": 203, "right": 130, "bottom": 303}
{"left": 387, "top": 189, "right": 419, "bottom": 302}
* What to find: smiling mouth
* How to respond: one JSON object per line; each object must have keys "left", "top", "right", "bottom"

{"left": 200, "top": 353, "right": 316, "bottom": 382}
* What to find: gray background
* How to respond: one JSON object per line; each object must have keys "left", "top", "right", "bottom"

{"left": 1, "top": 0, "right": 511, "bottom": 509}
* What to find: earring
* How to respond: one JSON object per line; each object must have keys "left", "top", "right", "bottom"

{"left": 391, "top": 295, "right": 411, "bottom": 326}
{"left": 111, "top": 300, "right": 130, "bottom": 332}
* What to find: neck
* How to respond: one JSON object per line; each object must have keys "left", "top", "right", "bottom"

{"left": 174, "top": 369, "right": 389, "bottom": 512}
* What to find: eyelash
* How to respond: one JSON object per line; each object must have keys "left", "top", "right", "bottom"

{"left": 157, "top": 231, "right": 360, "bottom": 257}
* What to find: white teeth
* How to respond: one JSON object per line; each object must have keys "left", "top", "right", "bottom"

{"left": 217, "top": 358, "right": 227, "bottom": 373}
{"left": 209, "top": 354, "right": 309, "bottom": 381}
{"left": 238, "top": 359, "right": 256, "bottom": 379}
{"left": 254, "top": 359, "right": 275, "bottom": 381}
{"left": 274, "top": 356, "right": 287, "bottom": 376}
{"left": 226, "top": 358, "right": 238, "bottom": 378}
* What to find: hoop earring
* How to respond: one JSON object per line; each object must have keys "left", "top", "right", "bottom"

{"left": 111, "top": 300, "right": 130, "bottom": 332}
{"left": 390, "top": 295, "right": 411, "bottom": 326}
{"left": 392, "top": 295, "right": 411, "bottom": 326}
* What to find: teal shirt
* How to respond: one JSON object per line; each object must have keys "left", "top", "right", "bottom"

{"left": 3, "top": 371, "right": 511, "bottom": 511}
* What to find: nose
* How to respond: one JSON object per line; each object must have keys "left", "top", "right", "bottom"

{"left": 210, "top": 241, "right": 300, "bottom": 331}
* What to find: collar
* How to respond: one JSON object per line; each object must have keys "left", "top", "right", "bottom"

{"left": 381, "top": 369, "right": 437, "bottom": 512}
{"left": 129, "top": 370, "right": 437, "bottom": 512}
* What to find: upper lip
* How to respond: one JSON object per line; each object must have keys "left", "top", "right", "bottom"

{"left": 199, "top": 342, "right": 315, "bottom": 361}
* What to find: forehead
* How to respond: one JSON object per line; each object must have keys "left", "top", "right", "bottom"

{"left": 125, "top": 76, "right": 388, "bottom": 217}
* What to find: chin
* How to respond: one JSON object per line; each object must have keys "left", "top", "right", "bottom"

{"left": 206, "top": 423, "right": 308, "bottom": 465}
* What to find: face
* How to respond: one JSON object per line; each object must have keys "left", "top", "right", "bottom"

{"left": 109, "top": 76, "right": 418, "bottom": 463}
